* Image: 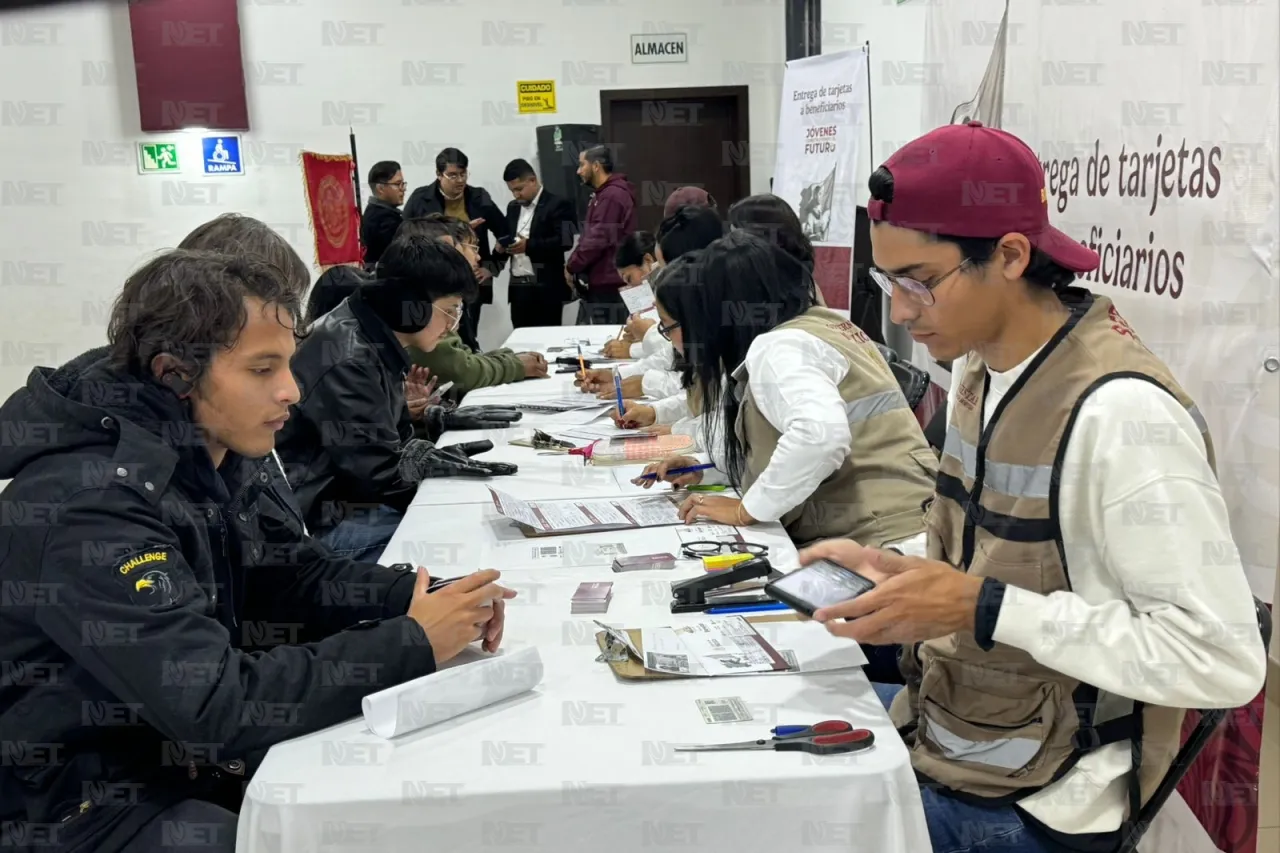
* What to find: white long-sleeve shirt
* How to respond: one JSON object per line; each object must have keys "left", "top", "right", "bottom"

{"left": 652, "top": 392, "right": 691, "bottom": 425}
{"left": 941, "top": 352, "right": 1266, "bottom": 833}
{"left": 628, "top": 320, "right": 665, "bottom": 359}
{"left": 681, "top": 329, "right": 859, "bottom": 524}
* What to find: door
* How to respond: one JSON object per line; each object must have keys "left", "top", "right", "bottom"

{"left": 600, "top": 86, "right": 750, "bottom": 233}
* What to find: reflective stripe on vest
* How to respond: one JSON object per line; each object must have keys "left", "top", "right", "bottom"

{"left": 845, "top": 388, "right": 910, "bottom": 424}
{"left": 941, "top": 426, "right": 1054, "bottom": 500}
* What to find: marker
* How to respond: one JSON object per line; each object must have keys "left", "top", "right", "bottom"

{"left": 706, "top": 602, "right": 789, "bottom": 615}
{"left": 637, "top": 462, "right": 715, "bottom": 481}
{"left": 685, "top": 484, "right": 727, "bottom": 492}
{"left": 612, "top": 367, "right": 625, "bottom": 417}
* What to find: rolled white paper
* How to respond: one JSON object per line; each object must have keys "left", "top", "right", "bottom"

{"left": 361, "top": 646, "right": 544, "bottom": 739}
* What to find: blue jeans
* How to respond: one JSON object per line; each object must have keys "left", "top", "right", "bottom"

{"left": 874, "top": 684, "right": 1056, "bottom": 853}
{"left": 319, "top": 504, "right": 403, "bottom": 563}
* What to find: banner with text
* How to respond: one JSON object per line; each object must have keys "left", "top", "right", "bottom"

{"left": 773, "top": 48, "right": 868, "bottom": 313}
{"left": 923, "top": 4, "right": 1278, "bottom": 853}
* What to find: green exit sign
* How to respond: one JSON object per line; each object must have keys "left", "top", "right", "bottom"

{"left": 137, "top": 142, "right": 180, "bottom": 174}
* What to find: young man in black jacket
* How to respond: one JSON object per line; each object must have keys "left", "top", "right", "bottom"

{"left": 277, "top": 236, "right": 516, "bottom": 562}
{"left": 402, "top": 148, "right": 510, "bottom": 350}
{"left": 500, "top": 158, "right": 579, "bottom": 328}
{"left": 0, "top": 250, "right": 514, "bottom": 853}
{"left": 360, "top": 160, "right": 407, "bottom": 267}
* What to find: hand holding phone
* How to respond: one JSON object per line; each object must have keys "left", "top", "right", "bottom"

{"left": 764, "top": 559, "right": 876, "bottom": 617}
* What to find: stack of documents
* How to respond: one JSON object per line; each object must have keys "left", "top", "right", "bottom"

{"left": 487, "top": 488, "right": 684, "bottom": 534}
{"left": 571, "top": 582, "right": 613, "bottom": 614}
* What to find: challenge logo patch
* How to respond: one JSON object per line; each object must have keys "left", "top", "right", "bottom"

{"left": 112, "top": 547, "right": 183, "bottom": 607}
{"left": 118, "top": 551, "right": 168, "bottom": 576}
{"left": 133, "top": 570, "right": 176, "bottom": 599}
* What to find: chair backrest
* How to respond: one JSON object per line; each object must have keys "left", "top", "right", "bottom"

{"left": 874, "top": 343, "right": 931, "bottom": 412}
{"left": 1117, "top": 597, "right": 1272, "bottom": 853}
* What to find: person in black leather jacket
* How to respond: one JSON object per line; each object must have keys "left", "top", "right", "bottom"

{"left": 0, "top": 249, "right": 514, "bottom": 853}
{"left": 278, "top": 235, "right": 516, "bottom": 562}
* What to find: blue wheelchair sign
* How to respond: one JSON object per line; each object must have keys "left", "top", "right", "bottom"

{"left": 201, "top": 135, "right": 244, "bottom": 175}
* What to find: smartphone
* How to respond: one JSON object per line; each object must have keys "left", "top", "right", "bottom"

{"left": 435, "top": 380, "right": 455, "bottom": 396}
{"left": 497, "top": 234, "right": 516, "bottom": 247}
{"left": 613, "top": 553, "right": 677, "bottom": 572}
{"left": 764, "top": 560, "right": 876, "bottom": 617}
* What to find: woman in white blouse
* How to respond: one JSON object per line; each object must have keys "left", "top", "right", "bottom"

{"left": 636, "top": 232, "right": 937, "bottom": 549}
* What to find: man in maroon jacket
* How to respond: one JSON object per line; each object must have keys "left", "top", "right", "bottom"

{"left": 567, "top": 145, "right": 638, "bottom": 325}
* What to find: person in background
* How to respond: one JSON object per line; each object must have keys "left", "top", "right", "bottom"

{"left": 798, "top": 123, "right": 1267, "bottom": 853}
{"left": 360, "top": 160, "right": 407, "bottom": 267}
{"left": 727, "top": 193, "right": 825, "bottom": 306}
{"left": 0, "top": 249, "right": 514, "bottom": 853}
{"left": 305, "top": 264, "right": 367, "bottom": 326}
{"left": 403, "top": 148, "right": 511, "bottom": 349}
{"left": 278, "top": 236, "right": 515, "bottom": 562}
{"left": 580, "top": 205, "right": 724, "bottom": 400}
{"left": 178, "top": 212, "right": 310, "bottom": 299}
{"left": 566, "top": 145, "right": 637, "bottom": 325}
{"left": 304, "top": 263, "right": 441, "bottom": 424}
{"left": 396, "top": 215, "right": 549, "bottom": 393}
{"left": 637, "top": 231, "right": 937, "bottom": 547}
{"left": 601, "top": 230, "right": 660, "bottom": 359}
{"left": 499, "top": 158, "right": 578, "bottom": 329}
{"left": 662, "top": 185, "right": 716, "bottom": 219}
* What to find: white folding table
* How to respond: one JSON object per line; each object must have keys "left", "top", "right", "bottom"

{"left": 236, "top": 326, "right": 932, "bottom": 853}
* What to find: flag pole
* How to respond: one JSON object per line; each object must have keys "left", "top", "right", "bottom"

{"left": 864, "top": 40, "right": 875, "bottom": 176}
{"left": 349, "top": 127, "right": 362, "bottom": 213}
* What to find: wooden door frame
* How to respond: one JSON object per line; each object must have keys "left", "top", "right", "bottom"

{"left": 598, "top": 85, "right": 751, "bottom": 203}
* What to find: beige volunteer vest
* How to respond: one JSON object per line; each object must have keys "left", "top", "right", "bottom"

{"left": 890, "top": 289, "right": 1216, "bottom": 816}
{"left": 734, "top": 308, "right": 938, "bottom": 547}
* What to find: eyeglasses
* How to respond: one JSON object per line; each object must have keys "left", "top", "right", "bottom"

{"left": 869, "top": 258, "right": 973, "bottom": 307}
{"left": 379, "top": 180, "right": 407, "bottom": 190}
{"left": 657, "top": 319, "right": 681, "bottom": 340}
{"left": 439, "top": 304, "right": 463, "bottom": 330}
{"left": 680, "top": 541, "right": 769, "bottom": 559}
{"left": 442, "top": 171, "right": 467, "bottom": 183}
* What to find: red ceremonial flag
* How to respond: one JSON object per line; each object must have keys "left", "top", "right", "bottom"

{"left": 300, "top": 152, "right": 361, "bottom": 269}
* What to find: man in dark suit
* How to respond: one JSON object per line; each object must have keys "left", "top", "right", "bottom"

{"left": 403, "top": 148, "right": 510, "bottom": 351}
{"left": 360, "top": 160, "right": 405, "bottom": 267}
{"left": 499, "top": 159, "right": 578, "bottom": 328}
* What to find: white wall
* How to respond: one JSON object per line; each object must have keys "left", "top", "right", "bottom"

{"left": 0, "top": 0, "right": 785, "bottom": 396}
{"left": 821, "top": 0, "right": 935, "bottom": 202}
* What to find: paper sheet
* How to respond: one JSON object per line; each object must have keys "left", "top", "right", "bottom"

{"left": 619, "top": 495, "right": 685, "bottom": 526}
{"left": 361, "top": 646, "right": 544, "bottom": 739}
{"left": 487, "top": 489, "right": 684, "bottom": 534}
{"left": 558, "top": 424, "right": 649, "bottom": 441}
{"left": 677, "top": 524, "right": 743, "bottom": 545}
{"left": 619, "top": 282, "right": 656, "bottom": 315}
{"left": 634, "top": 618, "right": 867, "bottom": 678}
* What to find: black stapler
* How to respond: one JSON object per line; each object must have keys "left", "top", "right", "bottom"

{"left": 669, "top": 556, "right": 782, "bottom": 614}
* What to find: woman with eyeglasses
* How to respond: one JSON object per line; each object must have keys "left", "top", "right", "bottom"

{"left": 278, "top": 235, "right": 496, "bottom": 561}
{"left": 635, "top": 230, "right": 937, "bottom": 549}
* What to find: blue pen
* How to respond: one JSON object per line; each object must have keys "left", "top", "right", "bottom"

{"left": 612, "top": 367, "right": 625, "bottom": 417}
{"left": 638, "top": 462, "right": 716, "bottom": 481}
{"left": 705, "top": 602, "right": 790, "bottom": 615}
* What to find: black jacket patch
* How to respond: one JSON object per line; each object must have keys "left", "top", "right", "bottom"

{"left": 114, "top": 547, "right": 181, "bottom": 606}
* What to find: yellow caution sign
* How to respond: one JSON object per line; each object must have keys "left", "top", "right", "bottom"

{"left": 517, "top": 80, "right": 557, "bottom": 114}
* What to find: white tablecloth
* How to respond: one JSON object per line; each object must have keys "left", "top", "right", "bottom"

{"left": 236, "top": 326, "right": 931, "bottom": 853}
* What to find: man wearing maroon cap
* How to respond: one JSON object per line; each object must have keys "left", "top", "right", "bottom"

{"left": 797, "top": 123, "right": 1265, "bottom": 852}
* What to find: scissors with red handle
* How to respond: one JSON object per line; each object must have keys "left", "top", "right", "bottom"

{"left": 675, "top": 720, "right": 875, "bottom": 755}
